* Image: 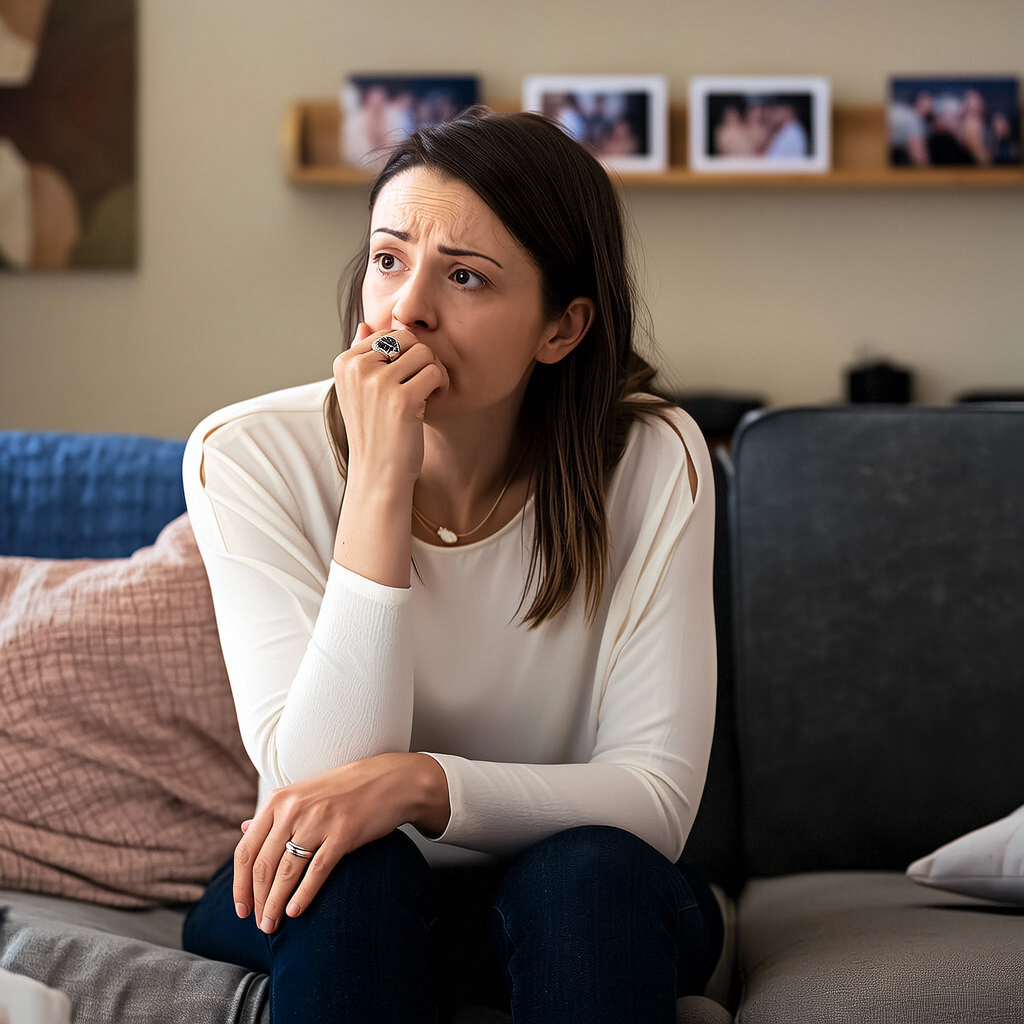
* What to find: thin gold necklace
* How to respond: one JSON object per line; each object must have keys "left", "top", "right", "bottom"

{"left": 412, "top": 460, "right": 521, "bottom": 545}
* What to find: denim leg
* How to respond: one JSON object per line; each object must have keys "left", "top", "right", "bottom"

{"left": 431, "top": 862, "right": 510, "bottom": 1019}
{"left": 489, "top": 825, "right": 723, "bottom": 1024}
{"left": 182, "top": 830, "right": 437, "bottom": 1024}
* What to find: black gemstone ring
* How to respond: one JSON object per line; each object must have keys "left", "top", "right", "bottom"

{"left": 371, "top": 335, "right": 401, "bottom": 362}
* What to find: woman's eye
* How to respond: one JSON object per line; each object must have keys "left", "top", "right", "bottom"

{"left": 452, "top": 268, "right": 484, "bottom": 289}
{"left": 372, "top": 253, "right": 402, "bottom": 273}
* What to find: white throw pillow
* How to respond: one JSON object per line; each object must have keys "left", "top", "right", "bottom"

{"left": 906, "top": 803, "right": 1024, "bottom": 904}
{"left": 0, "top": 967, "right": 71, "bottom": 1024}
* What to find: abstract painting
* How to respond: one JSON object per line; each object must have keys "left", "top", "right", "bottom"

{"left": 0, "top": 0, "right": 136, "bottom": 271}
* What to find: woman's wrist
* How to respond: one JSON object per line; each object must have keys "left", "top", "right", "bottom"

{"left": 403, "top": 752, "right": 451, "bottom": 838}
{"left": 333, "top": 474, "right": 415, "bottom": 587}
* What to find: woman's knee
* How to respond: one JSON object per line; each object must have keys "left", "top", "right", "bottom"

{"left": 492, "top": 826, "right": 720, "bottom": 955}
{"left": 298, "top": 828, "right": 434, "bottom": 934}
{"left": 492, "top": 825, "right": 676, "bottom": 944}
{"left": 186, "top": 830, "right": 435, "bottom": 966}
{"left": 259, "top": 831, "right": 436, "bottom": 1023}
{"left": 499, "top": 826, "right": 664, "bottom": 901}
{"left": 491, "top": 827, "right": 723, "bottom": 1007}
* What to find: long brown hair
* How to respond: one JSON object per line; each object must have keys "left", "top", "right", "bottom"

{"left": 328, "top": 107, "right": 673, "bottom": 625}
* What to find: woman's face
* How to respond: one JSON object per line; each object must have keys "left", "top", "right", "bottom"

{"left": 362, "top": 167, "right": 562, "bottom": 424}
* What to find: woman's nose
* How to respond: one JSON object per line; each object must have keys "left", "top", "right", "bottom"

{"left": 391, "top": 272, "right": 436, "bottom": 331}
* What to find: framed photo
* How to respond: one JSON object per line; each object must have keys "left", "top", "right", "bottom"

{"left": 522, "top": 75, "right": 668, "bottom": 173}
{"left": 888, "top": 77, "right": 1020, "bottom": 167}
{"left": 341, "top": 74, "right": 478, "bottom": 169}
{"left": 688, "top": 76, "right": 831, "bottom": 173}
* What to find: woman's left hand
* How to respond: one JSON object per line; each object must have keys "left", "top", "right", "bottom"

{"left": 233, "top": 752, "right": 450, "bottom": 934}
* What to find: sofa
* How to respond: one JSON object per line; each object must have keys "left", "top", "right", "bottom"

{"left": 1, "top": 405, "right": 1022, "bottom": 1024}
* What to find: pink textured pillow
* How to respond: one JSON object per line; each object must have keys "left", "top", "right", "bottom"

{"left": 0, "top": 514, "right": 257, "bottom": 908}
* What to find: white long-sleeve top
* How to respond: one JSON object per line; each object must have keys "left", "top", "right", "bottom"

{"left": 182, "top": 379, "right": 716, "bottom": 866}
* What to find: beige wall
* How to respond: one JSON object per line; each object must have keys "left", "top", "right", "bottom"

{"left": 1, "top": 0, "right": 1022, "bottom": 438}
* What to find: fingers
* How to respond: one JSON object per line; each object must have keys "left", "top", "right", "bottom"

{"left": 343, "top": 327, "right": 448, "bottom": 391}
{"left": 284, "top": 840, "right": 345, "bottom": 919}
{"left": 350, "top": 321, "right": 374, "bottom": 348}
{"left": 234, "top": 788, "right": 338, "bottom": 934}
{"left": 255, "top": 839, "right": 317, "bottom": 934}
{"left": 370, "top": 337, "right": 437, "bottom": 382}
{"left": 232, "top": 810, "right": 273, "bottom": 920}
{"left": 234, "top": 809, "right": 313, "bottom": 929}
{"left": 343, "top": 325, "right": 411, "bottom": 362}
{"left": 332, "top": 327, "right": 448, "bottom": 486}
{"left": 333, "top": 344, "right": 442, "bottom": 435}
{"left": 347, "top": 325, "right": 414, "bottom": 357}
{"left": 259, "top": 838, "right": 345, "bottom": 930}
{"left": 250, "top": 829, "right": 347, "bottom": 933}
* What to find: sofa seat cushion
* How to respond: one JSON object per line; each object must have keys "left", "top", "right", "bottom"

{"left": 0, "top": 889, "right": 186, "bottom": 950}
{"left": 0, "top": 890, "right": 269, "bottom": 1024}
{"left": 736, "top": 872, "right": 1024, "bottom": 1024}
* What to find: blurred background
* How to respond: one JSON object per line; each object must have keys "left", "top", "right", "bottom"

{"left": 1, "top": 0, "right": 1022, "bottom": 439}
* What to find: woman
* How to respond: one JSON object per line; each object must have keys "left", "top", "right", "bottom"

{"left": 181, "top": 107, "right": 721, "bottom": 1024}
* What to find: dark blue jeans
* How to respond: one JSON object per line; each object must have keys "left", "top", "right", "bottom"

{"left": 182, "top": 825, "right": 723, "bottom": 1024}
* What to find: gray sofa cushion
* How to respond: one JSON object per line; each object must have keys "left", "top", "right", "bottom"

{"left": 0, "top": 890, "right": 269, "bottom": 1024}
{"left": 0, "top": 890, "right": 185, "bottom": 950}
{"left": 677, "top": 996, "right": 733, "bottom": 1024}
{"left": 731, "top": 407, "right": 1024, "bottom": 877}
{"left": 736, "top": 872, "right": 1024, "bottom": 1024}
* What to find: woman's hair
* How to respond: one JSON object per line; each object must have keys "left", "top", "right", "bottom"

{"left": 328, "top": 106, "right": 673, "bottom": 625}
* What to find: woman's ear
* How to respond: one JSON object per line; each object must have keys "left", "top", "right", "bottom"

{"left": 535, "top": 297, "right": 596, "bottom": 365}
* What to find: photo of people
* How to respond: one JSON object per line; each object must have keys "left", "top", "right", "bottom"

{"left": 538, "top": 91, "right": 649, "bottom": 160}
{"left": 523, "top": 76, "right": 668, "bottom": 172}
{"left": 707, "top": 93, "right": 815, "bottom": 159}
{"left": 888, "top": 77, "right": 1020, "bottom": 167}
{"left": 342, "top": 75, "right": 478, "bottom": 169}
{"left": 689, "top": 77, "right": 831, "bottom": 173}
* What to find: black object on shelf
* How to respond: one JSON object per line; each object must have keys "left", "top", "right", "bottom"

{"left": 847, "top": 361, "right": 913, "bottom": 404}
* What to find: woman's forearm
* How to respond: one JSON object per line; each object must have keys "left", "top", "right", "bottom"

{"left": 271, "top": 563, "right": 415, "bottom": 782}
{"left": 333, "top": 470, "right": 414, "bottom": 588}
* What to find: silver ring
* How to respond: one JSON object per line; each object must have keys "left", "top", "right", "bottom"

{"left": 285, "top": 839, "right": 316, "bottom": 860}
{"left": 371, "top": 335, "right": 401, "bottom": 363}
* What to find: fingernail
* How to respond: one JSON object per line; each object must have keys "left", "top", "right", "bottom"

{"left": 287, "top": 901, "right": 300, "bottom": 917}
{"left": 235, "top": 902, "right": 248, "bottom": 918}
{"left": 260, "top": 915, "right": 276, "bottom": 934}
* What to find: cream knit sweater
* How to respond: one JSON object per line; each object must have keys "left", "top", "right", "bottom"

{"left": 183, "top": 379, "right": 716, "bottom": 865}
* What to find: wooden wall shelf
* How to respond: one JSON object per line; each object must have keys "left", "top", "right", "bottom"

{"left": 283, "top": 99, "right": 1024, "bottom": 190}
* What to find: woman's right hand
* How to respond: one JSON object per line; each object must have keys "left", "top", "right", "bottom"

{"left": 233, "top": 752, "right": 450, "bottom": 936}
{"left": 330, "top": 324, "right": 448, "bottom": 587}
{"left": 332, "top": 324, "right": 448, "bottom": 489}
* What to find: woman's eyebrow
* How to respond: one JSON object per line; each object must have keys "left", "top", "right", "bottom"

{"left": 371, "top": 227, "right": 503, "bottom": 269}
{"left": 372, "top": 227, "right": 412, "bottom": 242}
{"left": 437, "top": 245, "right": 503, "bottom": 269}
